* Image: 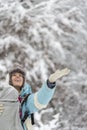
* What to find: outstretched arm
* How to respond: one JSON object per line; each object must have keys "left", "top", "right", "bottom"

{"left": 26, "top": 68, "right": 70, "bottom": 113}
{"left": 35, "top": 68, "right": 70, "bottom": 108}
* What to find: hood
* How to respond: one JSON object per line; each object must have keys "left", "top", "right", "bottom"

{"left": 0, "top": 74, "right": 19, "bottom": 102}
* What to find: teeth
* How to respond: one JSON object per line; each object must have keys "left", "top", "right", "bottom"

{"left": 15, "top": 80, "right": 21, "bottom": 82}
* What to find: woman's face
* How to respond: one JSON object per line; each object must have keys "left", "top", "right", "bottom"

{"left": 11, "top": 72, "right": 24, "bottom": 91}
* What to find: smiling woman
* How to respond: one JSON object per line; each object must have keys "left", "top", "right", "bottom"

{"left": 9, "top": 63, "right": 26, "bottom": 92}
{"left": 0, "top": 63, "right": 70, "bottom": 130}
{"left": 11, "top": 72, "right": 24, "bottom": 92}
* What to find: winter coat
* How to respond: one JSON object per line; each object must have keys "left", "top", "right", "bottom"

{"left": 0, "top": 75, "right": 56, "bottom": 130}
{"left": 20, "top": 82, "right": 56, "bottom": 130}
{"left": 0, "top": 83, "right": 23, "bottom": 130}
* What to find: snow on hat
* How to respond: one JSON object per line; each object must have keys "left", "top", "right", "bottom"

{"left": 9, "top": 63, "right": 26, "bottom": 76}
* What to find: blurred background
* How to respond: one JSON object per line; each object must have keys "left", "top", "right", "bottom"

{"left": 0, "top": 0, "right": 87, "bottom": 129}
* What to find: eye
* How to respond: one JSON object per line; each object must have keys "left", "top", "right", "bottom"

{"left": 19, "top": 74, "right": 23, "bottom": 77}
{"left": 12, "top": 73, "right": 23, "bottom": 78}
{"left": 12, "top": 74, "right": 16, "bottom": 76}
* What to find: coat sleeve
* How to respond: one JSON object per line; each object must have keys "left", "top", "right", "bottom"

{"left": 26, "top": 81, "right": 56, "bottom": 114}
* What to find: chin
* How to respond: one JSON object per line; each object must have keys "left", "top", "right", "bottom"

{"left": 13, "top": 84, "right": 22, "bottom": 88}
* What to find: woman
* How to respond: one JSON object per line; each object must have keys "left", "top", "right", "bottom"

{"left": 0, "top": 63, "right": 70, "bottom": 130}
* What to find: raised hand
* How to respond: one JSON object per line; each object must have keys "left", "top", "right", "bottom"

{"left": 49, "top": 68, "right": 70, "bottom": 83}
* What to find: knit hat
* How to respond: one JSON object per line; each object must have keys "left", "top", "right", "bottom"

{"left": 9, "top": 63, "right": 26, "bottom": 89}
{"left": 9, "top": 63, "right": 25, "bottom": 75}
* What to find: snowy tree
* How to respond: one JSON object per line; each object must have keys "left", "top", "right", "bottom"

{"left": 0, "top": 0, "right": 87, "bottom": 129}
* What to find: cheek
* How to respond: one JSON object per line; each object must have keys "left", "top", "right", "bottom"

{"left": 21, "top": 77, "right": 24, "bottom": 82}
{"left": 19, "top": 78, "right": 24, "bottom": 85}
{"left": 11, "top": 77, "right": 15, "bottom": 82}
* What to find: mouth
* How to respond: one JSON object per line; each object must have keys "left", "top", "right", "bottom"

{"left": 14, "top": 80, "right": 22, "bottom": 82}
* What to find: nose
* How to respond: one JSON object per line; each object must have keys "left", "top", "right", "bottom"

{"left": 16, "top": 74, "right": 20, "bottom": 78}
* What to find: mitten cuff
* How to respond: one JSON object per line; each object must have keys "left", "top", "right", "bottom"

{"left": 47, "top": 79, "right": 56, "bottom": 89}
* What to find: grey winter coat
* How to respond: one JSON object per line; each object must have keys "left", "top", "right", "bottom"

{"left": 0, "top": 82, "right": 23, "bottom": 130}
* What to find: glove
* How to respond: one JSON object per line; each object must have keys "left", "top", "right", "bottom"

{"left": 0, "top": 104, "right": 4, "bottom": 115}
{"left": 49, "top": 68, "right": 70, "bottom": 83}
